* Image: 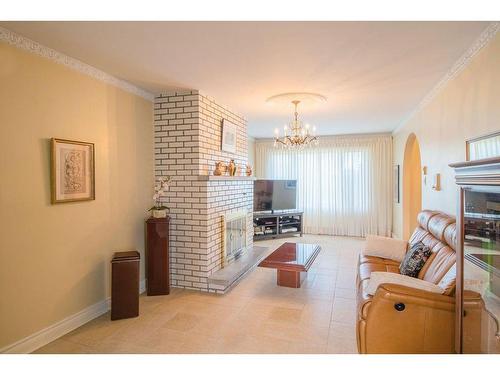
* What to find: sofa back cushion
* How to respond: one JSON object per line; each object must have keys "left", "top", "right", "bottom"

{"left": 437, "top": 264, "right": 457, "bottom": 295}
{"left": 428, "top": 213, "right": 455, "bottom": 242}
{"left": 408, "top": 211, "right": 457, "bottom": 289}
{"left": 420, "top": 246, "right": 456, "bottom": 283}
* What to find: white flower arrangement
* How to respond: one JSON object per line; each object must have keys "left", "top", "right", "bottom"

{"left": 149, "top": 176, "right": 172, "bottom": 211}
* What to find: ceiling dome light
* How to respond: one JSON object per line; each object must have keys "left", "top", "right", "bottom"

{"left": 266, "top": 92, "right": 327, "bottom": 105}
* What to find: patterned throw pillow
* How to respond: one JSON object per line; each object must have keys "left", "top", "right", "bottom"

{"left": 399, "top": 241, "right": 432, "bottom": 277}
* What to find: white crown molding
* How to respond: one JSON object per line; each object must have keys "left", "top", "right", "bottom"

{"left": 0, "top": 279, "right": 146, "bottom": 354}
{"left": 393, "top": 21, "right": 500, "bottom": 134}
{"left": 0, "top": 26, "right": 154, "bottom": 102}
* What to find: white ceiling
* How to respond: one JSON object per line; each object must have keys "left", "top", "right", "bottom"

{"left": 1, "top": 21, "right": 490, "bottom": 138}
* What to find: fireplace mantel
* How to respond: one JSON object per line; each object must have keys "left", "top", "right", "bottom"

{"left": 197, "top": 175, "right": 257, "bottom": 181}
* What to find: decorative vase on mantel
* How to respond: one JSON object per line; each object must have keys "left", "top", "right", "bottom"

{"left": 214, "top": 161, "right": 224, "bottom": 176}
{"left": 228, "top": 159, "right": 236, "bottom": 176}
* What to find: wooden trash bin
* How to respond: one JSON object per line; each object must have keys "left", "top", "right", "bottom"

{"left": 111, "top": 251, "right": 140, "bottom": 320}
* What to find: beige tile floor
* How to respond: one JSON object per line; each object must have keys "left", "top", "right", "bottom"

{"left": 34, "top": 234, "right": 362, "bottom": 354}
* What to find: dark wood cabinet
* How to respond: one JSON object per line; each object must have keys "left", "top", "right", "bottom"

{"left": 146, "top": 217, "right": 170, "bottom": 295}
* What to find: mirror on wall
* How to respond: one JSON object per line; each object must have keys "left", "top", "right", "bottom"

{"left": 467, "top": 132, "right": 500, "bottom": 161}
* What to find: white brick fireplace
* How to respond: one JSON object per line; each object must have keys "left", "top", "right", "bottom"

{"left": 154, "top": 90, "right": 264, "bottom": 293}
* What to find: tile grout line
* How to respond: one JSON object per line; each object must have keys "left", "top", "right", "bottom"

{"left": 325, "top": 251, "right": 341, "bottom": 350}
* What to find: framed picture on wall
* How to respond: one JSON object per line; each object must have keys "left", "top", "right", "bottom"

{"left": 51, "top": 138, "right": 95, "bottom": 204}
{"left": 221, "top": 119, "right": 237, "bottom": 154}
{"left": 394, "top": 164, "right": 400, "bottom": 203}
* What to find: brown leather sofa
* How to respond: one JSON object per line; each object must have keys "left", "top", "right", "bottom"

{"left": 356, "top": 210, "right": 483, "bottom": 354}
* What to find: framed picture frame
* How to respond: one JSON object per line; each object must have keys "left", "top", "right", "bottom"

{"left": 51, "top": 138, "right": 95, "bottom": 204}
{"left": 221, "top": 119, "right": 237, "bottom": 154}
{"left": 393, "top": 164, "right": 400, "bottom": 203}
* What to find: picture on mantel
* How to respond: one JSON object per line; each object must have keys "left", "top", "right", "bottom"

{"left": 221, "top": 119, "right": 237, "bottom": 154}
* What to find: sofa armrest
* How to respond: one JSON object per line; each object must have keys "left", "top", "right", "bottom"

{"left": 358, "top": 283, "right": 457, "bottom": 353}
{"left": 373, "top": 283, "right": 455, "bottom": 311}
{"left": 358, "top": 283, "right": 485, "bottom": 354}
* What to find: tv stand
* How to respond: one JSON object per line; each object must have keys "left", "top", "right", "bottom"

{"left": 253, "top": 210, "right": 303, "bottom": 241}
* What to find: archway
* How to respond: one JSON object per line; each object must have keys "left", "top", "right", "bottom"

{"left": 402, "top": 133, "right": 422, "bottom": 240}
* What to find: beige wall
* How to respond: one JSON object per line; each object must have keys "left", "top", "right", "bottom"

{"left": 248, "top": 137, "right": 256, "bottom": 169}
{"left": 0, "top": 43, "right": 153, "bottom": 348}
{"left": 393, "top": 33, "right": 500, "bottom": 239}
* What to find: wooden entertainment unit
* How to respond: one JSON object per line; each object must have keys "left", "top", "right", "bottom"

{"left": 253, "top": 211, "right": 303, "bottom": 241}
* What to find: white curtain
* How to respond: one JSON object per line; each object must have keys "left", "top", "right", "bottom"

{"left": 255, "top": 135, "right": 393, "bottom": 237}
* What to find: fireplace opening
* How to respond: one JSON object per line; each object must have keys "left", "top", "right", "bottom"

{"left": 222, "top": 210, "right": 248, "bottom": 266}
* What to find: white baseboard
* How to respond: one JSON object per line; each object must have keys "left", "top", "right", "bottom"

{"left": 1, "top": 298, "right": 109, "bottom": 354}
{"left": 1, "top": 279, "right": 147, "bottom": 354}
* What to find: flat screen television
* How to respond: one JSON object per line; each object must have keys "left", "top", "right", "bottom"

{"left": 254, "top": 179, "right": 297, "bottom": 212}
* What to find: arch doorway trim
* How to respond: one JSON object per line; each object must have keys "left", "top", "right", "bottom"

{"left": 402, "top": 133, "right": 422, "bottom": 240}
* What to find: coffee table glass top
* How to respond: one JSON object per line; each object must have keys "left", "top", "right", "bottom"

{"left": 260, "top": 242, "right": 321, "bottom": 267}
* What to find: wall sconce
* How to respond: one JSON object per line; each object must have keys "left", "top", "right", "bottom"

{"left": 432, "top": 173, "right": 441, "bottom": 191}
{"left": 422, "top": 166, "right": 427, "bottom": 185}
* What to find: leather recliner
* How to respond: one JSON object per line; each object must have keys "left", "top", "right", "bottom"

{"left": 356, "top": 210, "right": 483, "bottom": 354}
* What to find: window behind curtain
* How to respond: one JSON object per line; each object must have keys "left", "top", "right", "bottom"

{"left": 257, "top": 135, "right": 392, "bottom": 237}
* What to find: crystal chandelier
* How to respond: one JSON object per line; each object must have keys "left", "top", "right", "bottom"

{"left": 274, "top": 100, "right": 319, "bottom": 149}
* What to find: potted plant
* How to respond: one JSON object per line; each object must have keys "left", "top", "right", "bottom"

{"left": 149, "top": 176, "right": 171, "bottom": 218}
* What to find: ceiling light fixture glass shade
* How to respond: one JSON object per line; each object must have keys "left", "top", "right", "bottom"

{"left": 274, "top": 100, "right": 319, "bottom": 149}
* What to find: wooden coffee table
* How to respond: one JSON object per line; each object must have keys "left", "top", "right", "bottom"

{"left": 258, "top": 242, "right": 321, "bottom": 288}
